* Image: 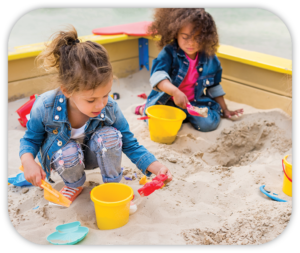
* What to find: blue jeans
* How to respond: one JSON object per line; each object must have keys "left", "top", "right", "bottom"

{"left": 166, "top": 100, "right": 221, "bottom": 132}
{"left": 51, "top": 126, "right": 123, "bottom": 187}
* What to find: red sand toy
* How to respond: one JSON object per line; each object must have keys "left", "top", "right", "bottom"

{"left": 137, "top": 93, "right": 148, "bottom": 99}
{"left": 16, "top": 94, "right": 38, "bottom": 127}
{"left": 138, "top": 174, "right": 168, "bottom": 197}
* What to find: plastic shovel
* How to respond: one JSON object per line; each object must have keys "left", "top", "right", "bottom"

{"left": 19, "top": 165, "right": 71, "bottom": 207}
{"left": 186, "top": 103, "right": 204, "bottom": 117}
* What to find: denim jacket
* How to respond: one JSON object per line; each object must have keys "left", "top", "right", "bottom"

{"left": 145, "top": 41, "right": 225, "bottom": 114}
{"left": 19, "top": 89, "right": 157, "bottom": 178}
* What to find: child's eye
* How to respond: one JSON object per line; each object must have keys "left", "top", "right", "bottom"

{"left": 87, "top": 100, "right": 95, "bottom": 103}
{"left": 182, "top": 36, "right": 189, "bottom": 40}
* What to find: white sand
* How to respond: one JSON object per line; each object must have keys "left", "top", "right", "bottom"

{"left": 8, "top": 68, "right": 292, "bottom": 245}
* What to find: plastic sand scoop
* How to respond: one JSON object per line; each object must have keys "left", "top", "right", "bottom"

{"left": 186, "top": 103, "right": 206, "bottom": 117}
{"left": 19, "top": 165, "right": 71, "bottom": 207}
{"left": 138, "top": 174, "right": 168, "bottom": 197}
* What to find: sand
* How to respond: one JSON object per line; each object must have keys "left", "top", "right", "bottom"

{"left": 192, "top": 106, "right": 208, "bottom": 117}
{"left": 8, "top": 68, "right": 292, "bottom": 245}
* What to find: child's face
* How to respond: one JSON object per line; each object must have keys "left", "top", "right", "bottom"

{"left": 177, "top": 23, "right": 201, "bottom": 59}
{"left": 65, "top": 78, "right": 113, "bottom": 118}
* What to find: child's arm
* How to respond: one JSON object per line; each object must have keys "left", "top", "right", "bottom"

{"left": 157, "top": 79, "right": 189, "bottom": 109}
{"left": 112, "top": 101, "right": 172, "bottom": 181}
{"left": 19, "top": 98, "right": 47, "bottom": 187}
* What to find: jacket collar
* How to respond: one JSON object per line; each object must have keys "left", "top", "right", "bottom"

{"left": 172, "top": 40, "right": 208, "bottom": 64}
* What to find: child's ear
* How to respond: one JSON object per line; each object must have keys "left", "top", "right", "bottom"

{"left": 61, "top": 87, "right": 71, "bottom": 98}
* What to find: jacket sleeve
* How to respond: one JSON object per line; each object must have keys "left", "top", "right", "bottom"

{"left": 112, "top": 102, "right": 157, "bottom": 176}
{"left": 19, "top": 97, "right": 46, "bottom": 159}
{"left": 207, "top": 55, "right": 226, "bottom": 98}
{"left": 150, "top": 45, "right": 174, "bottom": 92}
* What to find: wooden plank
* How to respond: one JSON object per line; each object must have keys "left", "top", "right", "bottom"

{"left": 148, "top": 40, "right": 160, "bottom": 58}
{"left": 8, "top": 40, "right": 139, "bottom": 82}
{"left": 149, "top": 57, "right": 155, "bottom": 70}
{"left": 221, "top": 78, "right": 292, "bottom": 116}
{"left": 104, "top": 39, "right": 138, "bottom": 62}
{"left": 219, "top": 57, "right": 292, "bottom": 98}
{"left": 217, "top": 44, "right": 292, "bottom": 75}
{"left": 8, "top": 34, "right": 138, "bottom": 61}
{"left": 111, "top": 57, "right": 139, "bottom": 78}
{"left": 8, "top": 58, "right": 140, "bottom": 101}
{"left": 8, "top": 74, "right": 57, "bottom": 102}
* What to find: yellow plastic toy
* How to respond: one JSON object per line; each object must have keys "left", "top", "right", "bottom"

{"left": 145, "top": 105, "right": 186, "bottom": 144}
{"left": 90, "top": 183, "right": 133, "bottom": 230}
{"left": 139, "top": 175, "right": 165, "bottom": 188}
{"left": 19, "top": 165, "right": 72, "bottom": 207}
{"left": 282, "top": 155, "right": 292, "bottom": 197}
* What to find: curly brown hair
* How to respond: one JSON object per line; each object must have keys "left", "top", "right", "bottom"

{"left": 148, "top": 8, "right": 219, "bottom": 56}
{"left": 36, "top": 25, "right": 112, "bottom": 94}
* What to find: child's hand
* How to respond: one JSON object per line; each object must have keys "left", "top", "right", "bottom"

{"left": 21, "top": 154, "right": 46, "bottom": 188}
{"left": 223, "top": 108, "right": 244, "bottom": 119}
{"left": 147, "top": 161, "right": 173, "bottom": 183}
{"left": 172, "top": 89, "right": 189, "bottom": 109}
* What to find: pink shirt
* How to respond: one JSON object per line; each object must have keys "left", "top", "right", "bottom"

{"left": 171, "top": 53, "right": 199, "bottom": 102}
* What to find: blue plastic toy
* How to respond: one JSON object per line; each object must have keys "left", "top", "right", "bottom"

{"left": 8, "top": 173, "right": 32, "bottom": 187}
{"left": 259, "top": 185, "right": 287, "bottom": 202}
{"left": 47, "top": 221, "right": 89, "bottom": 245}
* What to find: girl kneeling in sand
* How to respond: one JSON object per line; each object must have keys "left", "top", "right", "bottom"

{"left": 135, "top": 8, "right": 243, "bottom": 132}
{"left": 19, "top": 26, "right": 172, "bottom": 202}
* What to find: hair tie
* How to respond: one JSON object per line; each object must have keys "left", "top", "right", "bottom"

{"left": 72, "top": 39, "right": 80, "bottom": 45}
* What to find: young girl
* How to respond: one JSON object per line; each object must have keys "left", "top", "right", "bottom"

{"left": 20, "top": 26, "right": 172, "bottom": 201}
{"left": 135, "top": 8, "right": 243, "bottom": 132}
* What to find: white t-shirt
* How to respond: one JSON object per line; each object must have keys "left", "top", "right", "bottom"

{"left": 70, "top": 124, "right": 86, "bottom": 143}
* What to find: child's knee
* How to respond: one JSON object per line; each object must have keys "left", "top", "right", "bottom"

{"left": 52, "top": 140, "right": 86, "bottom": 187}
{"left": 90, "top": 126, "right": 123, "bottom": 183}
{"left": 192, "top": 112, "right": 220, "bottom": 132}
{"left": 90, "top": 126, "right": 122, "bottom": 153}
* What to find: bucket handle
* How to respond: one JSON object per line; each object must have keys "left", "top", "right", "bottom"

{"left": 137, "top": 116, "right": 150, "bottom": 120}
{"left": 282, "top": 159, "right": 292, "bottom": 182}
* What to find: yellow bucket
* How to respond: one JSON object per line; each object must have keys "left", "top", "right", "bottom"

{"left": 145, "top": 105, "right": 187, "bottom": 144}
{"left": 90, "top": 183, "right": 133, "bottom": 230}
{"left": 282, "top": 155, "right": 292, "bottom": 197}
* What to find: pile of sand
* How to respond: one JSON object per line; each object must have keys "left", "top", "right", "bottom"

{"left": 8, "top": 69, "right": 292, "bottom": 245}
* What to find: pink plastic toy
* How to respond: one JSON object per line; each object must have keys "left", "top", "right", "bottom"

{"left": 138, "top": 174, "right": 168, "bottom": 197}
{"left": 186, "top": 103, "right": 204, "bottom": 117}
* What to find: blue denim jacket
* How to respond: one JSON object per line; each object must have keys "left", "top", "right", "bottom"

{"left": 19, "top": 89, "right": 157, "bottom": 178}
{"left": 145, "top": 41, "right": 225, "bottom": 114}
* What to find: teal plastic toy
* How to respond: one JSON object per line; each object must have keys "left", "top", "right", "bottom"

{"left": 47, "top": 221, "right": 89, "bottom": 245}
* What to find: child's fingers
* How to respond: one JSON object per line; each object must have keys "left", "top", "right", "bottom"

{"left": 40, "top": 167, "right": 46, "bottom": 180}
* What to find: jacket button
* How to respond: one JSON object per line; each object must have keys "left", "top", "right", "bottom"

{"left": 57, "top": 106, "right": 62, "bottom": 111}
{"left": 195, "top": 82, "right": 198, "bottom": 86}
{"left": 54, "top": 115, "right": 59, "bottom": 120}
{"left": 100, "top": 113, "right": 104, "bottom": 118}
{"left": 199, "top": 68, "right": 203, "bottom": 72}
{"left": 194, "top": 99, "right": 196, "bottom": 102}
{"left": 206, "top": 80, "right": 210, "bottom": 85}
{"left": 59, "top": 98, "right": 64, "bottom": 103}
{"left": 57, "top": 141, "right": 62, "bottom": 146}
{"left": 53, "top": 129, "right": 58, "bottom": 134}
{"left": 208, "top": 102, "right": 211, "bottom": 106}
